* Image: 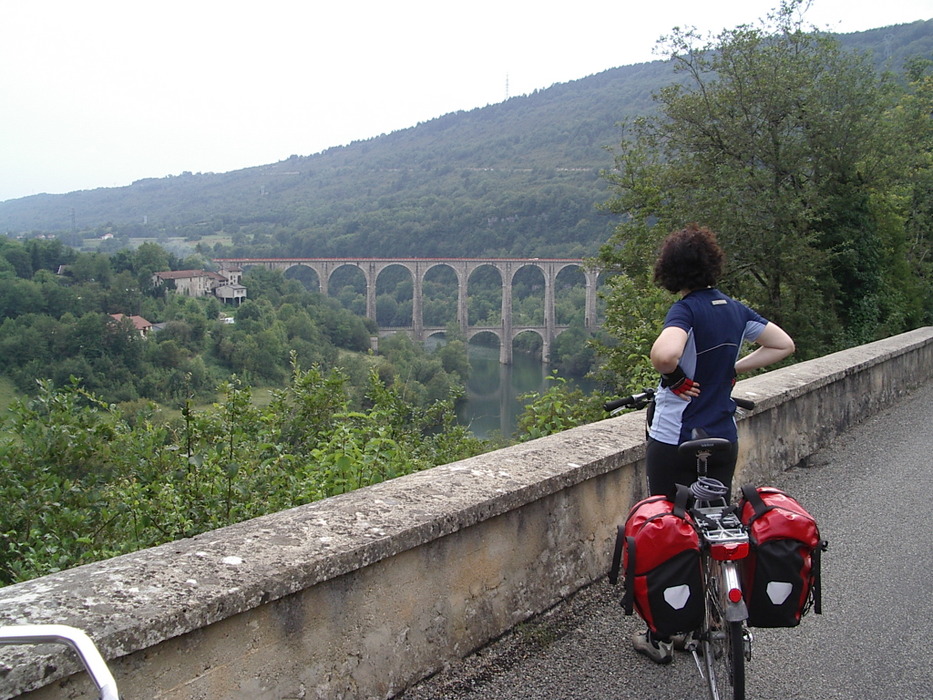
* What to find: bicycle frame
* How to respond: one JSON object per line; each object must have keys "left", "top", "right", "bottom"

{"left": 686, "top": 443, "right": 751, "bottom": 700}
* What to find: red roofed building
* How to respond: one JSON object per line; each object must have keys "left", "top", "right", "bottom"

{"left": 110, "top": 314, "right": 153, "bottom": 337}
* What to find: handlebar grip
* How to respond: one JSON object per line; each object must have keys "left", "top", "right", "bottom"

{"left": 604, "top": 388, "right": 655, "bottom": 413}
{"left": 734, "top": 397, "right": 756, "bottom": 411}
{"left": 603, "top": 397, "right": 631, "bottom": 412}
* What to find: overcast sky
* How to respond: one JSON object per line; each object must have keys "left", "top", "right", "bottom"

{"left": 1, "top": 0, "right": 929, "bottom": 203}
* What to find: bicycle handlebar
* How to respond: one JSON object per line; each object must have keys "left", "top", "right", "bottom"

{"left": 0, "top": 625, "right": 119, "bottom": 700}
{"left": 604, "top": 388, "right": 756, "bottom": 414}
{"left": 603, "top": 388, "right": 655, "bottom": 413}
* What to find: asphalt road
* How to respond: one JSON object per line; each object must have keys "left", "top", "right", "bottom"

{"left": 397, "top": 384, "right": 933, "bottom": 700}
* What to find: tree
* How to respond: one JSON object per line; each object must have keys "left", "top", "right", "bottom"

{"left": 105, "top": 270, "right": 144, "bottom": 315}
{"left": 24, "top": 238, "right": 73, "bottom": 274}
{"left": 1, "top": 245, "right": 32, "bottom": 278}
{"left": 32, "top": 270, "right": 79, "bottom": 318}
{"left": 549, "top": 323, "right": 597, "bottom": 378}
{"left": 70, "top": 252, "right": 114, "bottom": 286}
{"left": 597, "top": 0, "right": 925, "bottom": 381}
{"left": 0, "top": 278, "right": 44, "bottom": 319}
{"left": 896, "top": 57, "right": 933, "bottom": 325}
{"left": 133, "top": 242, "right": 172, "bottom": 277}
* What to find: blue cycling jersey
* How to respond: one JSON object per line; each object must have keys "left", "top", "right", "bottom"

{"left": 649, "top": 288, "right": 767, "bottom": 445}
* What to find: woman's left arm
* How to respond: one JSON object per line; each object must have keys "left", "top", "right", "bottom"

{"left": 735, "top": 322, "right": 795, "bottom": 374}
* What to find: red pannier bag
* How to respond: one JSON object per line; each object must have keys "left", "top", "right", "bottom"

{"left": 609, "top": 485, "right": 704, "bottom": 638}
{"left": 738, "top": 485, "right": 828, "bottom": 628}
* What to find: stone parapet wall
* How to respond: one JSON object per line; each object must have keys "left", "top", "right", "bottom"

{"left": 2, "top": 327, "right": 932, "bottom": 699}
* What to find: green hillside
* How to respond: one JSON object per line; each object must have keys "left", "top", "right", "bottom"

{"left": 1, "top": 20, "right": 930, "bottom": 259}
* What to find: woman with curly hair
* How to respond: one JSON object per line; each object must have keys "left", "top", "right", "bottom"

{"left": 632, "top": 223, "right": 795, "bottom": 664}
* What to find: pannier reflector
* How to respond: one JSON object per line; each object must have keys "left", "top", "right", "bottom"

{"left": 711, "top": 541, "right": 749, "bottom": 561}
{"left": 664, "top": 585, "right": 691, "bottom": 610}
{"left": 766, "top": 581, "right": 793, "bottom": 605}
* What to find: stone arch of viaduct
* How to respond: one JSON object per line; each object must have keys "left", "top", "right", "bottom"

{"left": 214, "top": 258, "right": 599, "bottom": 364}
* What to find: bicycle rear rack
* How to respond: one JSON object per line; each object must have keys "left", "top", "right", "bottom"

{"left": 694, "top": 505, "right": 750, "bottom": 558}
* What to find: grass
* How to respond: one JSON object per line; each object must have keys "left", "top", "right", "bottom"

{"left": 0, "top": 372, "right": 278, "bottom": 428}
{"left": 79, "top": 234, "right": 234, "bottom": 254}
{"left": 0, "top": 376, "right": 19, "bottom": 415}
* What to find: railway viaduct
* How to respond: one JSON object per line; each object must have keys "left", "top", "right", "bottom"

{"left": 214, "top": 257, "right": 599, "bottom": 363}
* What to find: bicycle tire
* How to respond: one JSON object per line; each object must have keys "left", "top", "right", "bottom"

{"left": 703, "top": 620, "right": 745, "bottom": 700}
{"left": 702, "top": 576, "right": 746, "bottom": 700}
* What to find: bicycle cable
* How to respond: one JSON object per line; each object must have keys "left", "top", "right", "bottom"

{"left": 691, "top": 477, "right": 729, "bottom": 501}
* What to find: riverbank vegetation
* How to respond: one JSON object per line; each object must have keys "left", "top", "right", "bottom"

{"left": 0, "top": 368, "right": 485, "bottom": 585}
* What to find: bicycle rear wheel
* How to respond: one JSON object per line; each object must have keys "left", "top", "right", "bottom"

{"left": 703, "top": 619, "right": 745, "bottom": 700}
{"left": 702, "top": 562, "right": 746, "bottom": 700}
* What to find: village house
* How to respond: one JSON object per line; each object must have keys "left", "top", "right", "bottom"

{"left": 151, "top": 267, "right": 246, "bottom": 304}
{"left": 109, "top": 313, "right": 153, "bottom": 337}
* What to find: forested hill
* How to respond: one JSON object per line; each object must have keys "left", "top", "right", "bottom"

{"left": 2, "top": 20, "right": 930, "bottom": 259}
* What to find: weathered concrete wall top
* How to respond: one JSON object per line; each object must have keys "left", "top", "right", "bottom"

{"left": 1, "top": 327, "right": 931, "bottom": 699}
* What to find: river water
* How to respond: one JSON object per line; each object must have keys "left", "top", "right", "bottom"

{"left": 455, "top": 346, "right": 593, "bottom": 440}
{"left": 455, "top": 346, "right": 543, "bottom": 439}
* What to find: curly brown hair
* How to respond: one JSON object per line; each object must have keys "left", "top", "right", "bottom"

{"left": 653, "top": 223, "right": 725, "bottom": 294}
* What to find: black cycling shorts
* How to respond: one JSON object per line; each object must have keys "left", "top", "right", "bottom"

{"left": 645, "top": 437, "right": 739, "bottom": 500}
